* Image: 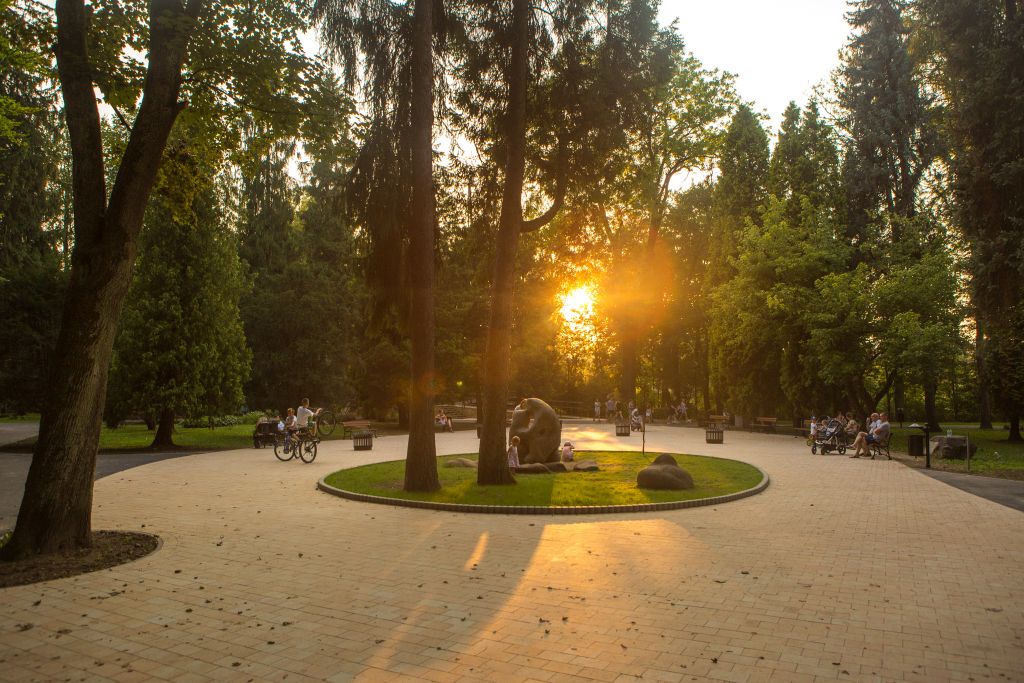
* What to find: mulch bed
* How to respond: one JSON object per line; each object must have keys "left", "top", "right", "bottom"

{"left": 0, "top": 531, "right": 159, "bottom": 589}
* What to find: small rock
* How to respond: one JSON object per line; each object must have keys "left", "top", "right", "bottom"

{"left": 445, "top": 458, "right": 478, "bottom": 468}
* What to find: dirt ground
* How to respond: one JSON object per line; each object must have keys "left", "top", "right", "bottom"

{"left": 0, "top": 531, "right": 159, "bottom": 589}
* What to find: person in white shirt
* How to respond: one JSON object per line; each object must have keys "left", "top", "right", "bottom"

{"left": 851, "top": 412, "right": 889, "bottom": 458}
{"left": 295, "top": 398, "right": 322, "bottom": 434}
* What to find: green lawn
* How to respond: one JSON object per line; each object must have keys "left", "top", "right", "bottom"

{"left": 323, "top": 451, "right": 764, "bottom": 507}
{"left": 0, "top": 413, "right": 40, "bottom": 423}
{"left": 888, "top": 427, "right": 1024, "bottom": 477}
{"left": 3, "top": 421, "right": 350, "bottom": 452}
{"left": 98, "top": 423, "right": 256, "bottom": 450}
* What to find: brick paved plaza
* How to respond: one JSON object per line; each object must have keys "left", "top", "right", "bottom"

{"left": 1, "top": 425, "right": 1022, "bottom": 682}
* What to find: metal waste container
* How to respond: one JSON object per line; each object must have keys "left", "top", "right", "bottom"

{"left": 908, "top": 434, "right": 924, "bottom": 457}
{"left": 706, "top": 425, "right": 724, "bottom": 444}
{"left": 353, "top": 431, "right": 373, "bottom": 451}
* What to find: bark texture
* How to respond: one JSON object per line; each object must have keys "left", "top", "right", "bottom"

{"left": 151, "top": 409, "right": 176, "bottom": 449}
{"left": 403, "top": 0, "right": 440, "bottom": 492}
{"left": 1, "top": 0, "right": 202, "bottom": 560}
{"left": 478, "top": 0, "right": 530, "bottom": 486}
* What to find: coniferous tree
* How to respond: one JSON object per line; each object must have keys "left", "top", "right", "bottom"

{"left": 108, "top": 152, "right": 251, "bottom": 447}
{"left": 917, "top": 0, "right": 1024, "bottom": 440}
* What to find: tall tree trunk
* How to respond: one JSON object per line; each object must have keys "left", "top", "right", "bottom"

{"left": 976, "top": 319, "right": 994, "bottom": 428}
{"left": 1009, "top": 414, "right": 1022, "bottom": 443}
{"left": 151, "top": 408, "right": 175, "bottom": 448}
{"left": 618, "top": 334, "right": 639, "bottom": 408}
{"left": 478, "top": 0, "right": 529, "bottom": 486}
{"left": 403, "top": 0, "right": 440, "bottom": 492}
{"left": 1, "top": 0, "right": 201, "bottom": 561}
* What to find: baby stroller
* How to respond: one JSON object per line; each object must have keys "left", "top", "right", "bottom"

{"left": 812, "top": 418, "right": 847, "bottom": 455}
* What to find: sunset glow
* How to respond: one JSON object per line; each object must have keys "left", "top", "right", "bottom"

{"left": 559, "top": 285, "right": 596, "bottom": 326}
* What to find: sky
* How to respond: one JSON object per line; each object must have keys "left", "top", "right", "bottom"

{"left": 659, "top": 0, "right": 853, "bottom": 135}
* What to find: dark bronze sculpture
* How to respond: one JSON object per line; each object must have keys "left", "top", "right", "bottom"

{"left": 509, "top": 398, "right": 562, "bottom": 464}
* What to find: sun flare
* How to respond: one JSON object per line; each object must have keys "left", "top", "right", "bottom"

{"left": 559, "top": 285, "right": 596, "bottom": 324}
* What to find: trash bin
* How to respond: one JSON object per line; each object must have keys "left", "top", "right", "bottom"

{"left": 706, "top": 425, "right": 724, "bottom": 444}
{"left": 616, "top": 422, "right": 630, "bottom": 437}
{"left": 908, "top": 434, "right": 924, "bottom": 457}
{"left": 353, "top": 431, "right": 373, "bottom": 451}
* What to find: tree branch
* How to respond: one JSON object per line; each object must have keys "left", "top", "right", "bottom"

{"left": 105, "top": 0, "right": 205, "bottom": 242}
{"left": 521, "top": 140, "right": 568, "bottom": 233}
{"left": 54, "top": 0, "right": 107, "bottom": 249}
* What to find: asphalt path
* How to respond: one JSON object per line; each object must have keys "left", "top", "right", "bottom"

{"left": 0, "top": 445, "right": 211, "bottom": 532}
{"left": 919, "top": 467, "right": 1024, "bottom": 513}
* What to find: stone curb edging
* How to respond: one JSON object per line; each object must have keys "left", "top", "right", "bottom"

{"left": 316, "top": 463, "right": 770, "bottom": 515}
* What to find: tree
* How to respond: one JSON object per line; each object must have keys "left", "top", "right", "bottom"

{"left": 445, "top": 0, "right": 594, "bottom": 485}
{"left": 706, "top": 104, "right": 769, "bottom": 413}
{"left": 313, "top": 0, "right": 440, "bottom": 490}
{"left": 107, "top": 147, "right": 250, "bottom": 447}
{"left": 4, "top": 0, "right": 322, "bottom": 560}
{"left": 403, "top": 0, "right": 441, "bottom": 491}
{"left": 836, "top": 0, "right": 942, "bottom": 420}
{"left": 0, "top": 1, "right": 67, "bottom": 414}
{"left": 916, "top": 0, "right": 1024, "bottom": 441}
{"left": 1, "top": 0, "right": 206, "bottom": 561}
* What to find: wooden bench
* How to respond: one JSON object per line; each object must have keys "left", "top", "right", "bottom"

{"left": 706, "top": 415, "right": 728, "bottom": 426}
{"left": 753, "top": 416, "right": 778, "bottom": 432}
{"left": 341, "top": 420, "right": 377, "bottom": 439}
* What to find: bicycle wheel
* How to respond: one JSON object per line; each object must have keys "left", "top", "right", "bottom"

{"left": 300, "top": 439, "right": 318, "bottom": 463}
{"left": 317, "top": 410, "right": 336, "bottom": 436}
{"left": 274, "top": 438, "right": 293, "bottom": 461}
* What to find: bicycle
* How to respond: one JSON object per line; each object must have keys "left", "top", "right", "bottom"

{"left": 274, "top": 427, "right": 319, "bottom": 463}
{"left": 315, "top": 409, "right": 336, "bottom": 436}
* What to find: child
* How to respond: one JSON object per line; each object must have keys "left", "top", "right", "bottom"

{"left": 507, "top": 436, "right": 521, "bottom": 471}
{"left": 284, "top": 408, "right": 297, "bottom": 447}
{"left": 807, "top": 415, "right": 818, "bottom": 446}
{"left": 561, "top": 441, "right": 575, "bottom": 462}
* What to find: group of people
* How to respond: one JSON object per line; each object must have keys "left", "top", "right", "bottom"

{"left": 281, "top": 398, "right": 322, "bottom": 445}
{"left": 850, "top": 411, "right": 891, "bottom": 458}
{"left": 808, "top": 410, "right": 891, "bottom": 457}
{"left": 593, "top": 397, "right": 681, "bottom": 425}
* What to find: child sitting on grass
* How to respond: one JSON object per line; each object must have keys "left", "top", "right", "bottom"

{"left": 561, "top": 441, "right": 575, "bottom": 462}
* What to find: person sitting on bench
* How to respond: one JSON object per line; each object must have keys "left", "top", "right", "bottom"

{"left": 850, "top": 412, "right": 889, "bottom": 458}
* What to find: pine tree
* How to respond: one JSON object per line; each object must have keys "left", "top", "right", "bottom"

{"left": 108, "top": 151, "right": 251, "bottom": 448}
{"left": 917, "top": 0, "right": 1024, "bottom": 441}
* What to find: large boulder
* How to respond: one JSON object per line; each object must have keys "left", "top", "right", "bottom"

{"left": 637, "top": 454, "right": 694, "bottom": 490}
{"left": 509, "top": 397, "right": 562, "bottom": 464}
{"left": 572, "top": 459, "right": 600, "bottom": 472}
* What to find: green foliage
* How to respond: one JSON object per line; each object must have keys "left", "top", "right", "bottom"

{"left": 916, "top": 0, "right": 1024, "bottom": 428}
{"left": 236, "top": 105, "right": 366, "bottom": 415}
{"left": 107, "top": 149, "right": 251, "bottom": 426}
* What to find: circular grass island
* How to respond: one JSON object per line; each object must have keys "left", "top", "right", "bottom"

{"left": 319, "top": 451, "right": 767, "bottom": 514}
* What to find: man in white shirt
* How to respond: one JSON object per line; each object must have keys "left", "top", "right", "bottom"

{"left": 296, "top": 398, "right": 322, "bottom": 434}
{"left": 851, "top": 412, "right": 890, "bottom": 458}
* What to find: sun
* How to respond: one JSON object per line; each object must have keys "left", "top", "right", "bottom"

{"left": 560, "top": 285, "right": 595, "bottom": 323}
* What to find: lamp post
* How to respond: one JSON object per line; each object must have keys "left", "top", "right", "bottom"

{"left": 910, "top": 423, "right": 931, "bottom": 469}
